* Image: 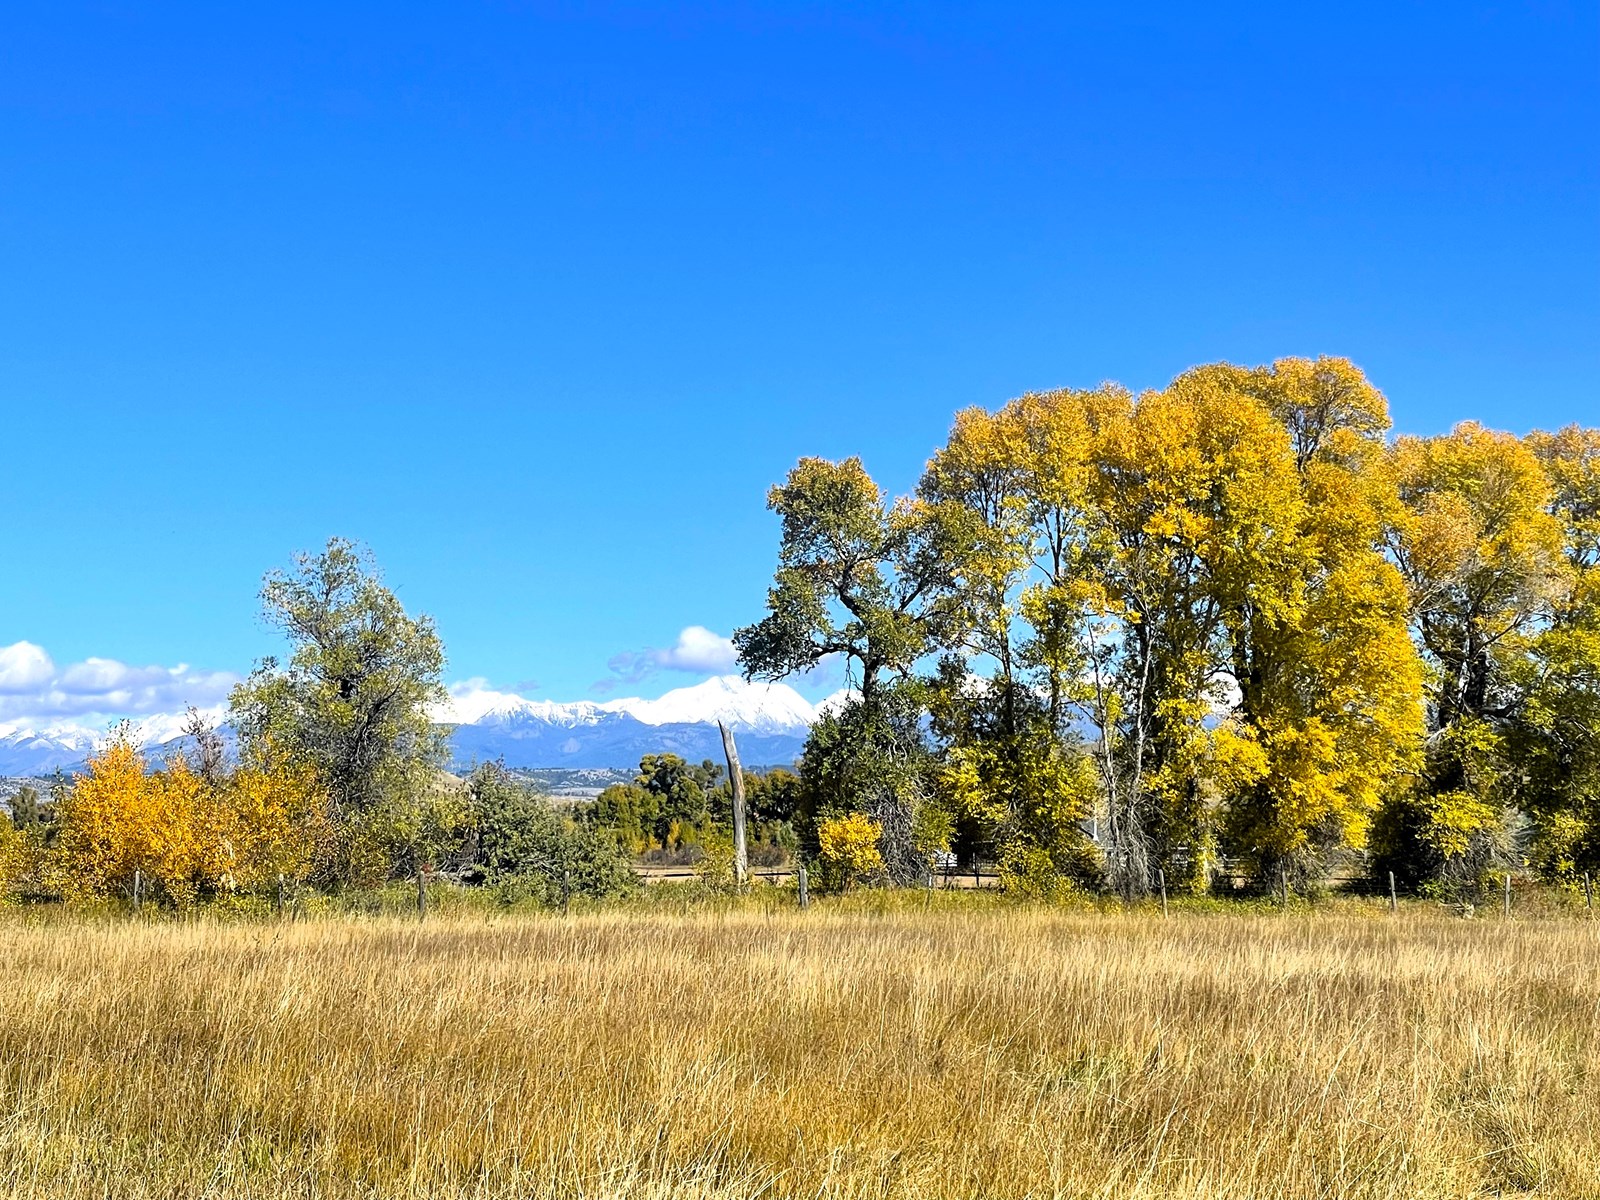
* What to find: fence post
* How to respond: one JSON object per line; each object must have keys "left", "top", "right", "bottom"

{"left": 1158, "top": 867, "right": 1168, "bottom": 918}
{"left": 132, "top": 867, "right": 142, "bottom": 914}
{"left": 974, "top": 859, "right": 981, "bottom": 890}
{"left": 1281, "top": 865, "right": 1289, "bottom": 910}
{"left": 1585, "top": 872, "right": 1593, "bottom": 915}
{"left": 562, "top": 865, "right": 572, "bottom": 916}
{"left": 1504, "top": 871, "right": 1512, "bottom": 919}
{"left": 1389, "top": 871, "right": 1397, "bottom": 914}
{"left": 415, "top": 863, "right": 426, "bottom": 921}
{"left": 797, "top": 863, "right": 810, "bottom": 909}
{"left": 276, "top": 872, "right": 285, "bottom": 917}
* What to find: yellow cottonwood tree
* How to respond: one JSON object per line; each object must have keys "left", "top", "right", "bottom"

{"left": 919, "top": 359, "right": 1425, "bottom": 895}
{"left": 1508, "top": 425, "right": 1600, "bottom": 877}
{"left": 54, "top": 732, "right": 205, "bottom": 904}
{"left": 1198, "top": 359, "right": 1425, "bottom": 885}
{"left": 1377, "top": 421, "right": 1568, "bottom": 888}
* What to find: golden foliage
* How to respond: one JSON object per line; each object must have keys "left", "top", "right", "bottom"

{"left": 928, "top": 358, "right": 1425, "bottom": 888}
{"left": 52, "top": 730, "right": 326, "bottom": 905}
{"left": 816, "top": 811, "right": 885, "bottom": 888}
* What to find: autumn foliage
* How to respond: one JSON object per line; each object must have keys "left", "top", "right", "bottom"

{"left": 741, "top": 356, "right": 1600, "bottom": 898}
{"left": 12, "top": 357, "right": 1594, "bottom": 908}
{"left": 48, "top": 728, "right": 325, "bottom": 906}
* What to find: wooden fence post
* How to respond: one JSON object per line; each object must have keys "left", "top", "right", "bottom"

{"left": 416, "top": 863, "right": 426, "bottom": 921}
{"left": 1585, "top": 872, "right": 1593, "bottom": 915}
{"left": 1389, "top": 871, "right": 1397, "bottom": 914}
{"left": 1281, "top": 865, "right": 1289, "bottom": 910}
{"left": 132, "top": 867, "right": 142, "bottom": 914}
{"left": 797, "top": 863, "right": 810, "bottom": 909}
{"left": 1158, "top": 868, "right": 1168, "bottom": 918}
{"left": 717, "top": 721, "right": 749, "bottom": 889}
{"left": 1504, "top": 871, "right": 1512, "bottom": 919}
{"left": 276, "top": 872, "right": 285, "bottom": 917}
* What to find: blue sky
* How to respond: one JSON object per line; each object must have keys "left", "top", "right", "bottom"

{"left": 2, "top": 1, "right": 1596, "bottom": 728}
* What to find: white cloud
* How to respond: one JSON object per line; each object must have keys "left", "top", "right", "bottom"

{"left": 651, "top": 626, "right": 739, "bottom": 674}
{"left": 0, "top": 642, "right": 54, "bottom": 692}
{"left": 0, "top": 641, "right": 241, "bottom": 730}
{"left": 598, "top": 625, "right": 739, "bottom": 691}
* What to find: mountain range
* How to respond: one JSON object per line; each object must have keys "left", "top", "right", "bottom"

{"left": 0, "top": 676, "right": 839, "bottom": 776}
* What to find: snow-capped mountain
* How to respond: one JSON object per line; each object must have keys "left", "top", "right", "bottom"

{"left": 0, "top": 676, "right": 843, "bottom": 776}
{"left": 0, "top": 714, "right": 231, "bottom": 777}
{"left": 441, "top": 675, "right": 833, "bottom": 770}
{"left": 0, "top": 725, "right": 99, "bottom": 776}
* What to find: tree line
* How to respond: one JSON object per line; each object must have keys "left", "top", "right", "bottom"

{"left": 0, "top": 540, "right": 634, "bottom": 908}
{"left": 5, "top": 356, "right": 1592, "bottom": 907}
{"left": 735, "top": 357, "right": 1600, "bottom": 899}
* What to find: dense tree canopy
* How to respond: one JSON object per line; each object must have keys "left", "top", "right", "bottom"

{"left": 743, "top": 357, "right": 1599, "bottom": 899}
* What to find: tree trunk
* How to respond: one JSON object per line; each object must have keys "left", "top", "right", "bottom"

{"left": 718, "top": 721, "right": 749, "bottom": 887}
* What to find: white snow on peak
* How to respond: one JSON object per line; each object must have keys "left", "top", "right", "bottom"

{"left": 430, "top": 681, "right": 612, "bottom": 727}
{"left": 601, "top": 675, "right": 816, "bottom": 732}
{"left": 433, "top": 674, "right": 822, "bottom": 733}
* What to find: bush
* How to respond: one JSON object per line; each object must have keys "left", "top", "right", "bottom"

{"left": 466, "top": 764, "right": 636, "bottom": 905}
{"left": 816, "top": 812, "right": 885, "bottom": 891}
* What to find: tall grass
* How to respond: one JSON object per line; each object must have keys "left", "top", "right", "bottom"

{"left": 0, "top": 902, "right": 1594, "bottom": 1198}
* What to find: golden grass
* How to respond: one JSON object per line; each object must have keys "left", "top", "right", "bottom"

{"left": 0, "top": 901, "right": 1595, "bottom": 1198}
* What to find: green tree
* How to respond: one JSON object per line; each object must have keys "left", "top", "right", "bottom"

{"left": 795, "top": 684, "right": 945, "bottom": 883}
{"left": 466, "top": 763, "right": 635, "bottom": 905}
{"left": 735, "top": 456, "right": 967, "bottom": 703}
{"left": 634, "top": 753, "right": 719, "bottom": 850}
{"left": 737, "top": 457, "right": 967, "bottom": 882}
{"left": 8, "top": 784, "right": 49, "bottom": 834}
{"left": 229, "top": 537, "right": 450, "bottom": 885}
{"left": 587, "top": 782, "right": 658, "bottom": 854}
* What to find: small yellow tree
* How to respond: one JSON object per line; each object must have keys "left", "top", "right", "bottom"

{"left": 53, "top": 732, "right": 200, "bottom": 904}
{"left": 53, "top": 729, "right": 329, "bottom": 905}
{"left": 817, "top": 812, "right": 885, "bottom": 891}
{"left": 224, "top": 758, "right": 327, "bottom": 889}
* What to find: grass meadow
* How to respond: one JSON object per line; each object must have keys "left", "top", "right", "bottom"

{"left": 0, "top": 896, "right": 1595, "bottom": 1199}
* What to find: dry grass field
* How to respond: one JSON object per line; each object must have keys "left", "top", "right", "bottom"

{"left": 0, "top": 899, "right": 1595, "bottom": 1199}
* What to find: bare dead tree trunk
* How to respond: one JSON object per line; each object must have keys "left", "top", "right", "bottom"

{"left": 718, "top": 721, "right": 749, "bottom": 888}
{"left": 182, "top": 706, "right": 229, "bottom": 786}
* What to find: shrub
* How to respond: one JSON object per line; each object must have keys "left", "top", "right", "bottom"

{"left": 816, "top": 812, "right": 885, "bottom": 891}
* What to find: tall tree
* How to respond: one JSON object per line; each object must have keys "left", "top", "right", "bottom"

{"left": 230, "top": 537, "right": 450, "bottom": 884}
{"left": 736, "top": 457, "right": 966, "bottom": 882}
{"left": 1198, "top": 359, "right": 1425, "bottom": 888}
{"left": 735, "top": 456, "right": 967, "bottom": 703}
{"left": 1376, "top": 423, "right": 1567, "bottom": 889}
{"left": 924, "top": 361, "right": 1425, "bottom": 896}
{"left": 919, "top": 398, "right": 1101, "bottom": 886}
{"left": 1509, "top": 426, "right": 1600, "bottom": 876}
